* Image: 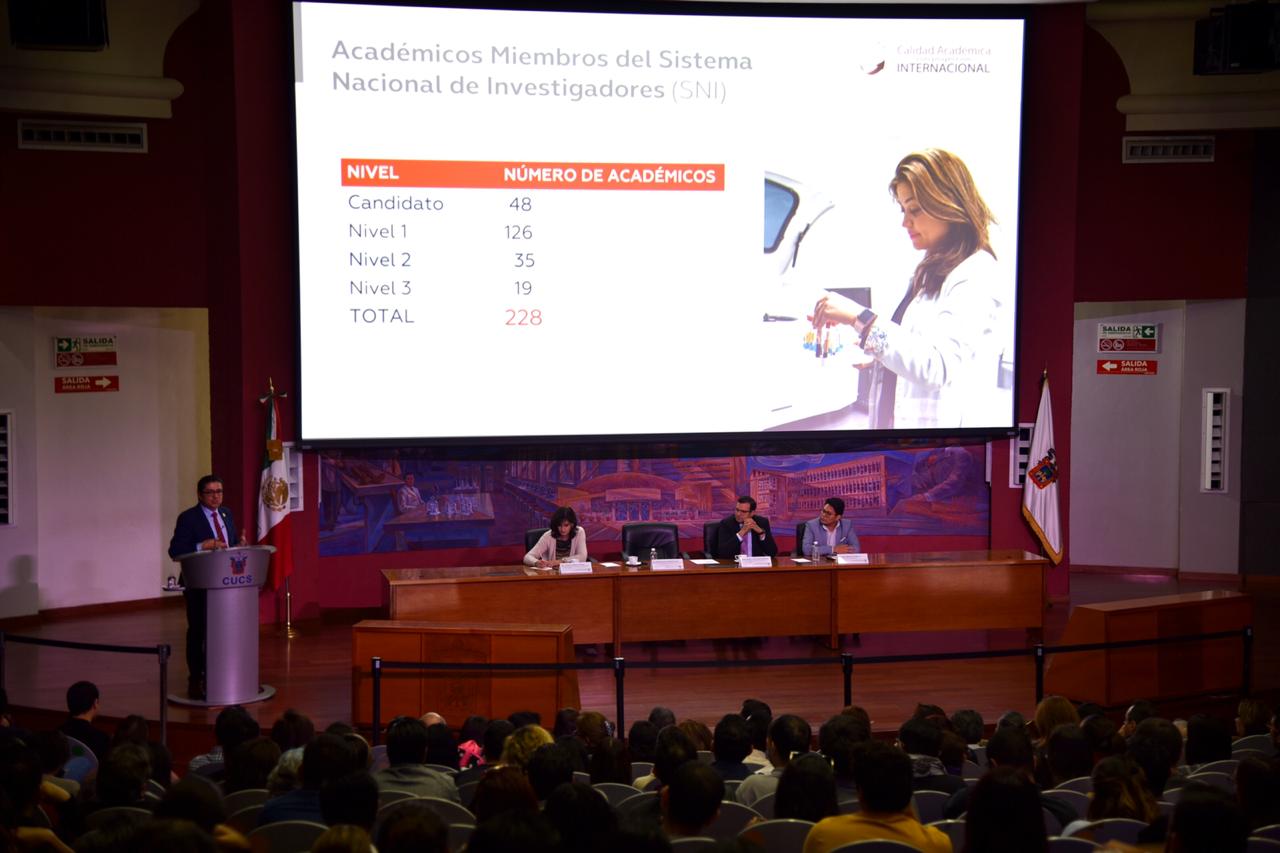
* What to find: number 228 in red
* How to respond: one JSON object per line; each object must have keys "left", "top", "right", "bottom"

{"left": 505, "top": 309, "right": 542, "bottom": 326}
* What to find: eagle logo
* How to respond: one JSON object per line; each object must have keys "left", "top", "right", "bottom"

{"left": 261, "top": 475, "right": 290, "bottom": 512}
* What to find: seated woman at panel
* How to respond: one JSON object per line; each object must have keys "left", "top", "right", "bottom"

{"left": 812, "top": 148, "right": 1009, "bottom": 430}
{"left": 523, "top": 506, "right": 588, "bottom": 568}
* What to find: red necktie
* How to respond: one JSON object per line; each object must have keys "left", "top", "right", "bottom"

{"left": 211, "top": 512, "right": 227, "bottom": 545}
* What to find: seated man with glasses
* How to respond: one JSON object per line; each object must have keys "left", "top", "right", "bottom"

{"left": 800, "top": 497, "right": 860, "bottom": 558}
{"left": 168, "top": 474, "right": 247, "bottom": 700}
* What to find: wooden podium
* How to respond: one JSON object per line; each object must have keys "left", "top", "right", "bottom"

{"left": 351, "top": 620, "right": 580, "bottom": 726}
{"left": 1043, "top": 590, "right": 1251, "bottom": 707}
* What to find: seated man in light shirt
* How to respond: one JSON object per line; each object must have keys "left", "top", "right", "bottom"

{"left": 395, "top": 473, "right": 426, "bottom": 514}
{"left": 800, "top": 497, "right": 860, "bottom": 557}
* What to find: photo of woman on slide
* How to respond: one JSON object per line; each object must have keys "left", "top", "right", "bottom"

{"left": 811, "top": 148, "right": 1007, "bottom": 429}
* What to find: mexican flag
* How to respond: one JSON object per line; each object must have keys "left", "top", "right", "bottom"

{"left": 257, "top": 392, "right": 293, "bottom": 590}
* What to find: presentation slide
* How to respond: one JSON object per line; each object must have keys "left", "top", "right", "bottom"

{"left": 292, "top": 2, "right": 1024, "bottom": 442}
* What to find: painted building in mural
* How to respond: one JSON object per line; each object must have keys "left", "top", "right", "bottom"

{"left": 318, "top": 445, "right": 989, "bottom": 557}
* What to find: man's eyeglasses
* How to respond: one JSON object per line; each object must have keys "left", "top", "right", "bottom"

{"left": 201, "top": 488, "right": 224, "bottom": 495}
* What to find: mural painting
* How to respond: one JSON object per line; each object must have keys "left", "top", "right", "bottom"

{"left": 318, "top": 445, "right": 989, "bottom": 557}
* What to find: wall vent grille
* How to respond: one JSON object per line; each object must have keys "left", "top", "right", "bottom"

{"left": 1122, "top": 135, "right": 1215, "bottom": 164}
{"left": 17, "top": 119, "right": 147, "bottom": 153}
{"left": 1201, "top": 388, "right": 1229, "bottom": 493}
{"left": 1009, "top": 422, "right": 1033, "bottom": 488}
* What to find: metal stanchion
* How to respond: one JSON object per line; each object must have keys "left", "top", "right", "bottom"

{"left": 841, "top": 652, "right": 853, "bottom": 708}
{"left": 157, "top": 644, "right": 170, "bottom": 746}
{"left": 613, "top": 657, "right": 626, "bottom": 739}
{"left": 371, "top": 656, "right": 383, "bottom": 746}
{"left": 1034, "top": 644, "right": 1045, "bottom": 703}
{"left": 281, "top": 577, "right": 299, "bottom": 638}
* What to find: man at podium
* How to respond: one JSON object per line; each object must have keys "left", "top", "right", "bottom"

{"left": 169, "top": 474, "right": 246, "bottom": 700}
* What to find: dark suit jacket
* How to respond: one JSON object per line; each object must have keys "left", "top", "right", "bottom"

{"left": 168, "top": 504, "right": 239, "bottom": 560}
{"left": 713, "top": 514, "right": 778, "bottom": 558}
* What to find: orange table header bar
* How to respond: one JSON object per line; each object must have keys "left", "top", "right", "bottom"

{"left": 340, "top": 159, "right": 724, "bottom": 191}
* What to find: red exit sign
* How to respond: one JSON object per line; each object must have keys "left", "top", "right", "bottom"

{"left": 1097, "top": 359, "right": 1158, "bottom": 376}
{"left": 54, "top": 375, "right": 120, "bottom": 393}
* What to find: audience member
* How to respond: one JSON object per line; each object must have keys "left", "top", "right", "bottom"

{"left": 1184, "top": 714, "right": 1233, "bottom": 769}
{"left": 1032, "top": 695, "right": 1079, "bottom": 744}
{"left": 92, "top": 743, "right": 151, "bottom": 808}
{"left": 499, "top": 724, "right": 554, "bottom": 772}
{"left": 803, "top": 740, "right": 951, "bottom": 853}
{"left": 508, "top": 709, "right": 542, "bottom": 729}
{"left": 819, "top": 713, "right": 868, "bottom": 801}
{"left": 589, "top": 736, "right": 633, "bottom": 785}
{"left": 1120, "top": 699, "right": 1157, "bottom": 738}
{"left": 59, "top": 680, "right": 110, "bottom": 762}
{"left": 1235, "top": 754, "right": 1280, "bottom": 832}
{"left": 635, "top": 726, "right": 697, "bottom": 792}
{"left": 152, "top": 777, "right": 227, "bottom": 836}
{"left": 1128, "top": 717, "right": 1182, "bottom": 797}
{"left": 628, "top": 720, "right": 660, "bottom": 763}
{"left": 468, "top": 809, "right": 560, "bottom": 853}
{"left": 557, "top": 733, "right": 590, "bottom": 772}
{"left": 943, "top": 726, "right": 1075, "bottom": 828}
{"left": 736, "top": 714, "right": 812, "bottom": 807}
{"left": 269, "top": 708, "right": 316, "bottom": 753}
{"left": 1236, "top": 698, "right": 1272, "bottom": 738}
{"left": 1039, "top": 723, "right": 1093, "bottom": 788}
{"left": 710, "top": 714, "right": 755, "bottom": 782}
{"left": 189, "top": 704, "right": 260, "bottom": 777}
{"left": 677, "top": 719, "right": 713, "bottom": 753}
{"left": 1081, "top": 713, "right": 1126, "bottom": 764}
{"left": 742, "top": 702, "right": 773, "bottom": 768}
{"left": 319, "top": 771, "right": 379, "bottom": 831}
{"left": 266, "top": 746, "right": 304, "bottom": 797}
{"left": 577, "top": 711, "right": 613, "bottom": 752}
{"left": 1166, "top": 782, "right": 1248, "bottom": 853}
{"left": 111, "top": 714, "right": 150, "bottom": 748}
{"left": 424, "top": 722, "right": 459, "bottom": 770}
{"left": 311, "top": 824, "right": 375, "bottom": 853}
{"left": 951, "top": 709, "right": 985, "bottom": 748}
{"left": 553, "top": 707, "right": 579, "bottom": 739}
{"left": 469, "top": 765, "right": 540, "bottom": 824}
{"left": 260, "top": 733, "right": 357, "bottom": 825}
{"left": 995, "top": 710, "right": 1026, "bottom": 734}
{"left": 939, "top": 731, "right": 968, "bottom": 776}
{"left": 662, "top": 762, "right": 723, "bottom": 839}
{"left": 30, "top": 730, "right": 78, "bottom": 799}
{"left": 775, "top": 752, "right": 839, "bottom": 823}
{"left": 420, "top": 711, "right": 447, "bottom": 728}
{"left": 341, "top": 731, "right": 371, "bottom": 773}
{"left": 897, "top": 716, "right": 966, "bottom": 794}
{"left": 545, "top": 781, "right": 618, "bottom": 853}
{"left": 225, "top": 735, "right": 281, "bottom": 793}
{"left": 372, "top": 717, "right": 460, "bottom": 801}
{"left": 457, "top": 718, "right": 514, "bottom": 786}
{"left": 649, "top": 707, "right": 677, "bottom": 731}
{"left": 962, "top": 765, "right": 1047, "bottom": 853}
{"left": 457, "top": 713, "right": 489, "bottom": 768}
{"left": 1061, "top": 755, "right": 1159, "bottom": 838}
{"left": 374, "top": 800, "right": 448, "bottom": 853}
{"left": 528, "top": 742, "right": 576, "bottom": 801}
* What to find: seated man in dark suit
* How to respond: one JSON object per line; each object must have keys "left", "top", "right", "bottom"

{"left": 168, "top": 474, "right": 246, "bottom": 700}
{"left": 59, "top": 680, "right": 111, "bottom": 762}
{"left": 713, "top": 495, "right": 777, "bottom": 559}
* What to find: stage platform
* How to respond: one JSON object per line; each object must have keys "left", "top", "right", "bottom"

{"left": 2, "top": 571, "right": 1273, "bottom": 768}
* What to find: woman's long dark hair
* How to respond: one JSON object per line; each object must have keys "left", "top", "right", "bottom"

{"left": 962, "top": 766, "right": 1048, "bottom": 853}
{"left": 548, "top": 506, "right": 578, "bottom": 538}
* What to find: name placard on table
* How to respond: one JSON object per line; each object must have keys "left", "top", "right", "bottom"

{"left": 651, "top": 558, "right": 686, "bottom": 572}
{"left": 558, "top": 561, "right": 593, "bottom": 575}
{"left": 834, "top": 553, "right": 870, "bottom": 565}
{"left": 737, "top": 556, "right": 773, "bottom": 568}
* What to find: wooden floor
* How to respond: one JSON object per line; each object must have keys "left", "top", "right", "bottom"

{"left": 4, "top": 571, "right": 1274, "bottom": 762}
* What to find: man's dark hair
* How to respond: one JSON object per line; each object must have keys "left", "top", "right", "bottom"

{"left": 775, "top": 752, "right": 840, "bottom": 823}
{"left": 1075, "top": 702, "right": 1106, "bottom": 719}
{"left": 741, "top": 698, "right": 772, "bottom": 719}
{"left": 556, "top": 734, "right": 589, "bottom": 773}
{"left": 470, "top": 766, "right": 539, "bottom": 824}
{"left": 736, "top": 495, "right": 757, "bottom": 511}
{"left": 819, "top": 714, "right": 870, "bottom": 780}
{"left": 1136, "top": 717, "right": 1183, "bottom": 769}
{"left": 30, "top": 730, "right": 71, "bottom": 775}
{"left": 425, "top": 723, "right": 459, "bottom": 770}
{"left": 270, "top": 708, "right": 316, "bottom": 752}
{"left": 134, "top": 818, "right": 218, "bottom": 853}
{"left": 483, "top": 718, "right": 515, "bottom": 762}
{"left": 1127, "top": 724, "right": 1173, "bottom": 797}
{"left": 627, "top": 720, "right": 659, "bottom": 762}
{"left": 769, "top": 715, "right": 812, "bottom": 765}
{"left": 951, "top": 709, "right": 984, "bottom": 744}
{"left": 527, "top": 742, "right": 575, "bottom": 800}
{"left": 214, "top": 704, "right": 260, "bottom": 752}
{"left": 226, "top": 736, "right": 281, "bottom": 793}
{"left": 66, "top": 680, "right": 99, "bottom": 715}
{"left": 1169, "top": 782, "right": 1248, "bottom": 853}
{"left": 653, "top": 725, "right": 697, "bottom": 785}
{"left": 665, "top": 761, "right": 723, "bottom": 832}
{"left": 549, "top": 506, "right": 578, "bottom": 533}
{"left": 986, "top": 726, "right": 1034, "bottom": 770}
{"left": 824, "top": 497, "right": 845, "bottom": 516}
{"left": 588, "top": 736, "right": 631, "bottom": 785}
{"left": 96, "top": 743, "right": 151, "bottom": 805}
{"left": 648, "top": 706, "right": 676, "bottom": 730}
{"left": 712, "top": 714, "right": 752, "bottom": 764}
{"left": 1125, "top": 700, "right": 1157, "bottom": 726}
{"left": 1081, "top": 714, "right": 1126, "bottom": 759}
{"left": 153, "top": 777, "right": 226, "bottom": 833}
{"left": 320, "top": 772, "right": 380, "bottom": 830}
{"left": 1184, "top": 714, "right": 1233, "bottom": 766}
{"left": 375, "top": 801, "right": 448, "bottom": 853}
{"left": 553, "top": 708, "right": 579, "bottom": 739}
{"left": 898, "top": 716, "right": 942, "bottom": 757}
{"left": 301, "top": 733, "right": 357, "bottom": 791}
{"left": 385, "top": 716, "right": 429, "bottom": 766}
{"left": 996, "top": 710, "right": 1027, "bottom": 733}
{"left": 851, "top": 740, "right": 913, "bottom": 813}
{"left": 545, "top": 781, "right": 618, "bottom": 853}
{"left": 508, "top": 710, "right": 542, "bottom": 729}
{"left": 914, "top": 703, "right": 947, "bottom": 721}
{"left": 467, "top": 809, "right": 560, "bottom": 853}
{"left": 745, "top": 711, "right": 772, "bottom": 752}
{"left": 1235, "top": 755, "right": 1280, "bottom": 832}
{"left": 964, "top": 765, "right": 1049, "bottom": 853}
{"left": 1046, "top": 723, "right": 1094, "bottom": 786}
{"left": 196, "top": 475, "right": 223, "bottom": 495}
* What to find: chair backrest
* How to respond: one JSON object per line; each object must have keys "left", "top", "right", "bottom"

{"left": 828, "top": 841, "right": 923, "bottom": 852}
{"left": 697, "top": 750, "right": 714, "bottom": 764}
{"left": 424, "top": 764, "right": 458, "bottom": 776}
{"left": 631, "top": 761, "right": 654, "bottom": 781}
{"left": 703, "top": 521, "right": 719, "bottom": 558}
{"left": 378, "top": 788, "right": 416, "bottom": 808}
{"left": 972, "top": 745, "right": 988, "bottom": 768}
{"left": 705, "top": 801, "right": 763, "bottom": 840}
{"left": 1186, "top": 771, "right": 1235, "bottom": 792}
{"left": 912, "top": 790, "right": 950, "bottom": 824}
{"left": 1047, "top": 837, "right": 1100, "bottom": 853}
{"left": 1042, "top": 806, "right": 1063, "bottom": 836}
{"left": 615, "top": 791, "right": 659, "bottom": 818}
{"left": 1057, "top": 775, "right": 1093, "bottom": 794}
{"left": 752, "top": 791, "right": 776, "bottom": 820}
{"left": 595, "top": 782, "right": 645, "bottom": 806}
{"left": 227, "top": 803, "right": 265, "bottom": 835}
{"left": 793, "top": 522, "right": 807, "bottom": 556}
{"left": 458, "top": 779, "right": 479, "bottom": 808}
{"left": 671, "top": 838, "right": 718, "bottom": 852}
{"left": 224, "top": 788, "right": 271, "bottom": 814}
{"left": 738, "top": 818, "right": 815, "bottom": 853}
{"left": 1256, "top": 824, "right": 1280, "bottom": 842}
{"left": 961, "top": 759, "right": 983, "bottom": 780}
{"left": 85, "top": 806, "right": 152, "bottom": 831}
{"left": 525, "top": 527, "right": 546, "bottom": 553}
{"left": 1232, "top": 734, "right": 1276, "bottom": 756}
{"left": 1248, "top": 838, "right": 1280, "bottom": 852}
{"left": 1043, "top": 788, "right": 1090, "bottom": 819}
{"left": 369, "top": 744, "right": 390, "bottom": 773}
{"left": 1087, "top": 818, "right": 1148, "bottom": 845}
{"left": 837, "top": 796, "right": 860, "bottom": 814}
{"left": 1194, "top": 759, "right": 1240, "bottom": 775}
{"left": 62, "top": 734, "right": 99, "bottom": 784}
{"left": 573, "top": 770, "right": 591, "bottom": 785}
{"left": 248, "top": 819, "right": 329, "bottom": 853}
{"left": 722, "top": 780, "right": 742, "bottom": 800}
{"left": 145, "top": 778, "right": 167, "bottom": 798}
{"left": 447, "top": 823, "right": 475, "bottom": 853}
{"left": 417, "top": 795, "right": 475, "bottom": 825}
{"left": 621, "top": 522, "right": 680, "bottom": 559}
{"left": 928, "top": 819, "right": 967, "bottom": 851}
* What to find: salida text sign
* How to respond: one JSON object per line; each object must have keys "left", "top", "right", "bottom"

{"left": 1096, "top": 359, "right": 1158, "bottom": 376}
{"left": 53, "top": 335, "right": 118, "bottom": 368}
{"left": 54, "top": 375, "right": 120, "bottom": 393}
{"left": 1097, "top": 323, "right": 1158, "bottom": 353}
